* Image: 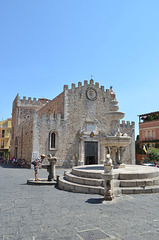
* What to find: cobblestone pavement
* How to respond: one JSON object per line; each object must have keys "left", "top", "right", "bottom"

{"left": 0, "top": 163, "right": 159, "bottom": 240}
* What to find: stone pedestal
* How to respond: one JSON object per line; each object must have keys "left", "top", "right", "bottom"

{"left": 102, "top": 172, "right": 114, "bottom": 200}
{"left": 101, "top": 154, "right": 114, "bottom": 201}
{"left": 47, "top": 155, "right": 57, "bottom": 181}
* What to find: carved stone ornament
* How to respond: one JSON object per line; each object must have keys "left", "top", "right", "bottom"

{"left": 86, "top": 87, "right": 97, "bottom": 101}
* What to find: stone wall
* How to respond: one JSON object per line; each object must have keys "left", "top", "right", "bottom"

{"left": 10, "top": 95, "right": 19, "bottom": 157}
{"left": 62, "top": 81, "right": 111, "bottom": 166}
{"left": 32, "top": 113, "right": 67, "bottom": 166}
{"left": 38, "top": 93, "right": 64, "bottom": 118}
{"left": 64, "top": 80, "right": 115, "bottom": 132}
{"left": 120, "top": 121, "right": 135, "bottom": 164}
{"left": 10, "top": 95, "right": 47, "bottom": 159}
{"left": 33, "top": 80, "right": 131, "bottom": 167}
{"left": 16, "top": 118, "right": 34, "bottom": 164}
{"left": 17, "top": 96, "right": 48, "bottom": 125}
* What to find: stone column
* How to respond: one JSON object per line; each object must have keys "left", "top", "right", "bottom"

{"left": 119, "top": 147, "right": 126, "bottom": 168}
{"left": 78, "top": 139, "right": 84, "bottom": 165}
{"left": 100, "top": 145, "right": 106, "bottom": 164}
{"left": 78, "top": 139, "right": 81, "bottom": 165}
{"left": 48, "top": 155, "right": 57, "bottom": 181}
{"left": 98, "top": 142, "right": 101, "bottom": 164}
{"left": 111, "top": 147, "right": 117, "bottom": 164}
{"left": 116, "top": 147, "right": 121, "bottom": 164}
{"left": 103, "top": 146, "right": 106, "bottom": 163}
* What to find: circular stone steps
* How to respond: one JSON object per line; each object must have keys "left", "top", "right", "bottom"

{"left": 120, "top": 177, "right": 159, "bottom": 187}
{"left": 121, "top": 185, "right": 159, "bottom": 194}
{"left": 58, "top": 176, "right": 104, "bottom": 195}
{"left": 64, "top": 171, "right": 103, "bottom": 186}
{"left": 58, "top": 164, "right": 159, "bottom": 196}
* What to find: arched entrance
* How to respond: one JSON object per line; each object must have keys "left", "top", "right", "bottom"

{"left": 84, "top": 141, "right": 98, "bottom": 165}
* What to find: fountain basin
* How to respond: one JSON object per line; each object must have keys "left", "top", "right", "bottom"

{"left": 105, "top": 111, "right": 125, "bottom": 120}
{"left": 99, "top": 136, "right": 131, "bottom": 147}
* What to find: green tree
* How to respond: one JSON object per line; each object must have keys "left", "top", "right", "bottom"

{"left": 147, "top": 147, "right": 159, "bottom": 163}
{"left": 155, "top": 143, "right": 159, "bottom": 148}
{"left": 135, "top": 142, "right": 144, "bottom": 154}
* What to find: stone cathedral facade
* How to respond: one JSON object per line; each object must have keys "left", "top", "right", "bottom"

{"left": 10, "top": 79, "right": 135, "bottom": 167}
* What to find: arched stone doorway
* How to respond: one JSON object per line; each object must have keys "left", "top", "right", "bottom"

{"left": 84, "top": 141, "right": 98, "bottom": 165}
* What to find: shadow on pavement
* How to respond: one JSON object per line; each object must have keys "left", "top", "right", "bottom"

{"left": 0, "top": 162, "right": 29, "bottom": 169}
{"left": 86, "top": 197, "right": 104, "bottom": 204}
{"left": 0, "top": 162, "right": 14, "bottom": 168}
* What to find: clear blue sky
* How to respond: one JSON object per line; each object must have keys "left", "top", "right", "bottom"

{"left": 0, "top": 0, "right": 159, "bottom": 137}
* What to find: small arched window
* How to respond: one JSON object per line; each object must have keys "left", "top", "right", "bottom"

{"left": 51, "top": 132, "right": 56, "bottom": 148}
{"left": 49, "top": 130, "right": 58, "bottom": 150}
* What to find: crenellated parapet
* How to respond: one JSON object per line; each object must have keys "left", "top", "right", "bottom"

{"left": 121, "top": 120, "right": 135, "bottom": 128}
{"left": 19, "top": 96, "right": 50, "bottom": 106}
{"left": 63, "top": 79, "right": 117, "bottom": 100}
{"left": 120, "top": 120, "right": 135, "bottom": 137}
{"left": 62, "top": 79, "right": 120, "bottom": 121}
{"left": 37, "top": 112, "right": 64, "bottom": 125}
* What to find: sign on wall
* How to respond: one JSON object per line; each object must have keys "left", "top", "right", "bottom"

{"left": 90, "top": 132, "right": 94, "bottom": 138}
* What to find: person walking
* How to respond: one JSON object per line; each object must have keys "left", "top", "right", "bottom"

{"left": 33, "top": 154, "right": 46, "bottom": 181}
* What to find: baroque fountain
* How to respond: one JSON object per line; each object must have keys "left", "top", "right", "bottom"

{"left": 58, "top": 108, "right": 159, "bottom": 200}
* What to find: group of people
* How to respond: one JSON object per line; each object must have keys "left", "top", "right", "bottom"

{"left": 2, "top": 154, "right": 46, "bottom": 181}
{"left": 3, "top": 158, "right": 9, "bottom": 165}
{"left": 1, "top": 157, "right": 26, "bottom": 167}
{"left": 10, "top": 157, "right": 26, "bottom": 167}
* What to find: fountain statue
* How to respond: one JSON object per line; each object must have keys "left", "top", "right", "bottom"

{"left": 101, "top": 153, "right": 114, "bottom": 200}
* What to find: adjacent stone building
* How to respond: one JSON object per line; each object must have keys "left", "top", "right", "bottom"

{"left": 10, "top": 79, "right": 135, "bottom": 167}
{"left": 0, "top": 118, "right": 11, "bottom": 160}
{"left": 139, "top": 111, "right": 159, "bottom": 148}
{"left": 136, "top": 111, "right": 159, "bottom": 163}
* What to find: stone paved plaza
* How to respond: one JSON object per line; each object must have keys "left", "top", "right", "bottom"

{"left": 0, "top": 164, "right": 159, "bottom": 240}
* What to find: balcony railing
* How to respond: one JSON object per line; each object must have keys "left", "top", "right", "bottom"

{"left": 0, "top": 146, "right": 9, "bottom": 149}
{"left": 145, "top": 137, "right": 153, "bottom": 141}
{"left": 140, "top": 138, "right": 159, "bottom": 142}
{"left": 0, "top": 135, "right": 10, "bottom": 138}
